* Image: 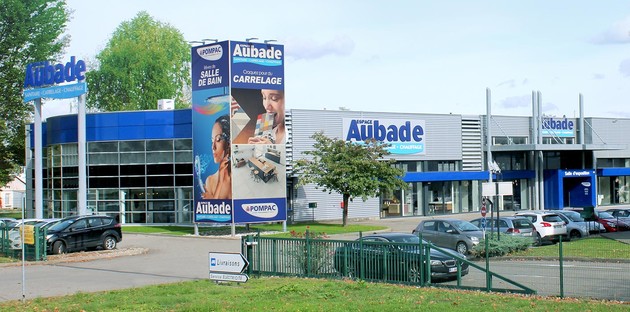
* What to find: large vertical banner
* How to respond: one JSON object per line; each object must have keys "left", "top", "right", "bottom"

{"left": 192, "top": 40, "right": 287, "bottom": 224}
{"left": 192, "top": 42, "right": 232, "bottom": 222}
{"left": 229, "top": 41, "right": 287, "bottom": 223}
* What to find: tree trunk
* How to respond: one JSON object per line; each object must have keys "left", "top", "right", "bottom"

{"left": 342, "top": 194, "right": 350, "bottom": 227}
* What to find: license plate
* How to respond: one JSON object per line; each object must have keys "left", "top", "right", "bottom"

{"left": 523, "top": 232, "right": 532, "bottom": 236}
{"left": 449, "top": 267, "right": 458, "bottom": 273}
{"left": 554, "top": 225, "right": 562, "bottom": 228}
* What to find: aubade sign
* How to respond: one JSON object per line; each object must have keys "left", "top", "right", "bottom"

{"left": 23, "top": 56, "right": 87, "bottom": 102}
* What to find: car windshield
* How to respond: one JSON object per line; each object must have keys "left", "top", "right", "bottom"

{"left": 48, "top": 219, "right": 75, "bottom": 232}
{"left": 598, "top": 211, "right": 614, "bottom": 219}
{"left": 451, "top": 220, "right": 480, "bottom": 232}
{"left": 542, "top": 214, "right": 564, "bottom": 223}
{"left": 561, "top": 211, "right": 584, "bottom": 222}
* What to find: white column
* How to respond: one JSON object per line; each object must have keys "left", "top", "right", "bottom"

{"left": 34, "top": 99, "right": 43, "bottom": 219}
{"left": 78, "top": 94, "right": 87, "bottom": 215}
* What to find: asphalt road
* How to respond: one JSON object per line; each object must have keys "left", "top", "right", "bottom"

{"left": 0, "top": 234, "right": 242, "bottom": 302}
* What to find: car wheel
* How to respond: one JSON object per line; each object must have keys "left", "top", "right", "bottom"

{"left": 407, "top": 263, "right": 422, "bottom": 283}
{"left": 456, "top": 242, "right": 468, "bottom": 255}
{"left": 52, "top": 241, "right": 66, "bottom": 254}
{"left": 534, "top": 233, "right": 542, "bottom": 246}
{"left": 103, "top": 236, "right": 117, "bottom": 250}
{"left": 569, "top": 230, "right": 581, "bottom": 240}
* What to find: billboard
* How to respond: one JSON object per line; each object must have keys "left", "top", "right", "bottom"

{"left": 342, "top": 118, "right": 426, "bottom": 155}
{"left": 192, "top": 40, "right": 287, "bottom": 224}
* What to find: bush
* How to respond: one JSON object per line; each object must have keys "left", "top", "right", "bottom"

{"left": 471, "top": 234, "right": 533, "bottom": 258}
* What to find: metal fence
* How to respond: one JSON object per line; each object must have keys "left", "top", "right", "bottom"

{"left": 241, "top": 232, "right": 536, "bottom": 295}
{"left": 0, "top": 225, "right": 47, "bottom": 261}
{"left": 241, "top": 232, "right": 630, "bottom": 302}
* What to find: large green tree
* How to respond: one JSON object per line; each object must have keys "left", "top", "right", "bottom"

{"left": 86, "top": 11, "right": 191, "bottom": 111}
{"left": 293, "top": 132, "right": 408, "bottom": 226}
{"left": 0, "top": 0, "right": 70, "bottom": 185}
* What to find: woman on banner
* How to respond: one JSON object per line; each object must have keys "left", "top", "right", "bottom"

{"left": 231, "top": 89, "right": 285, "bottom": 144}
{"left": 202, "top": 114, "right": 232, "bottom": 199}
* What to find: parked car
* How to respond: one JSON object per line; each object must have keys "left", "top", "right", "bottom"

{"left": 565, "top": 208, "right": 630, "bottom": 232}
{"left": 4, "top": 219, "right": 47, "bottom": 250}
{"left": 469, "top": 216, "right": 537, "bottom": 240}
{"left": 333, "top": 232, "right": 468, "bottom": 282}
{"left": 0, "top": 217, "right": 16, "bottom": 227}
{"left": 605, "top": 208, "right": 630, "bottom": 223}
{"left": 412, "top": 219, "right": 483, "bottom": 254}
{"left": 514, "top": 211, "right": 567, "bottom": 243}
{"left": 545, "top": 210, "right": 589, "bottom": 240}
{"left": 46, "top": 215, "right": 122, "bottom": 254}
{"left": 556, "top": 210, "right": 604, "bottom": 235}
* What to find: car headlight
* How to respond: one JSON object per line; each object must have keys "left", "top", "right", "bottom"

{"left": 46, "top": 234, "right": 53, "bottom": 240}
{"left": 430, "top": 260, "right": 442, "bottom": 266}
{"left": 469, "top": 236, "right": 480, "bottom": 244}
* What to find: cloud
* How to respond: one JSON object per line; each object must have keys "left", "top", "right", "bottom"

{"left": 542, "top": 102, "right": 558, "bottom": 112}
{"left": 591, "top": 16, "right": 630, "bottom": 44}
{"left": 500, "top": 95, "right": 530, "bottom": 108}
{"left": 620, "top": 59, "right": 630, "bottom": 77}
{"left": 496, "top": 79, "right": 516, "bottom": 88}
{"left": 284, "top": 35, "right": 355, "bottom": 60}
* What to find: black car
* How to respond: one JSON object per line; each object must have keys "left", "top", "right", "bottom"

{"left": 333, "top": 232, "right": 468, "bottom": 283}
{"left": 46, "top": 215, "right": 122, "bottom": 254}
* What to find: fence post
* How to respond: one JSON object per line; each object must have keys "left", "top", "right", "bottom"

{"left": 306, "top": 229, "right": 311, "bottom": 276}
{"left": 359, "top": 231, "right": 364, "bottom": 280}
{"left": 485, "top": 233, "right": 491, "bottom": 291}
{"left": 418, "top": 233, "right": 424, "bottom": 286}
{"left": 245, "top": 235, "right": 253, "bottom": 276}
{"left": 559, "top": 235, "right": 564, "bottom": 298}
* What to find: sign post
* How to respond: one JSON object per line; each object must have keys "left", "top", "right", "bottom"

{"left": 208, "top": 252, "right": 249, "bottom": 283}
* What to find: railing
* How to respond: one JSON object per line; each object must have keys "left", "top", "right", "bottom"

{"left": 0, "top": 225, "right": 47, "bottom": 261}
{"left": 241, "top": 232, "right": 536, "bottom": 295}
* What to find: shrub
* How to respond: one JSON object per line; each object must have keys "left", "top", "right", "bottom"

{"left": 471, "top": 234, "right": 532, "bottom": 258}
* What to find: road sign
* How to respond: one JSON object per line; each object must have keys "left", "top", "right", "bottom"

{"left": 480, "top": 217, "right": 487, "bottom": 230}
{"left": 209, "top": 272, "right": 249, "bottom": 283}
{"left": 208, "top": 252, "right": 249, "bottom": 274}
{"left": 481, "top": 199, "right": 487, "bottom": 217}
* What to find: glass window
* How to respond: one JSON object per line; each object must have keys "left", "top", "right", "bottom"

{"left": 88, "top": 142, "right": 118, "bottom": 153}
{"left": 98, "top": 201, "right": 120, "bottom": 212}
{"left": 120, "top": 141, "right": 145, "bottom": 152}
{"left": 147, "top": 140, "right": 173, "bottom": 151}
{"left": 97, "top": 189, "right": 120, "bottom": 200}
{"left": 147, "top": 152, "right": 173, "bottom": 163}
{"left": 89, "top": 153, "right": 119, "bottom": 165}
{"left": 175, "top": 139, "right": 192, "bottom": 150}
{"left": 62, "top": 144, "right": 78, "bottom": 155}
{"left": 89, "top": 165, "right": 119, "bottom": 176}
{"left": 147, "top": 188, "right": 174, "bottom": 199}
{"left": 175, "top": 151, "right": 192, "bottom": 163}
{"left": 120, "top": 153, "right": 146, "bottom": 164}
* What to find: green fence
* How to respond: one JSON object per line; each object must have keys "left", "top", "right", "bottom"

{"left": 241, "top": 232, "right": 536, "bottom": 295}
{"left": 0, "top": 225, "right": 47, "bottom": 261}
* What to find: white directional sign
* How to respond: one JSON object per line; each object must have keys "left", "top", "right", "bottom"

{"left": 208, "top": 252, "right": 249, "bottom": 274}
{"left": 209, "top": 272, "right": 249, "bottom": 283}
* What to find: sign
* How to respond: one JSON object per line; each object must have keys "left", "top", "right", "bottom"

{"left": 23, "top": 56, "right": 86, "bottom": 88}
{"left": 480, "top": 217, "right": 487, "bottom": 231}
{"left": 19, "top": 225, "right": 35, "bottom": 245}
{"left": 481, "top": 200, "right": 487, "bottom": 217}
{"left": 209, "top": 252, "right": 249, "bottom": 274}
{"left": 482, "top": 182, "right": 513, "bottom": 196}
{"left": 541, "top": 117, "right": 575, "bottom": 138}
{"left": 209, "top": 272, "right": 249, "bottom": 283}
{"left": 342, "top": 118, "right": 426, "bottom": 155}
{"left": 24, "top": 82, "right": 87, "bottom": 102}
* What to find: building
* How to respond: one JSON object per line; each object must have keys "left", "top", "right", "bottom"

{"left": 25, "top": 107, "right": 630, "bottom": 224}
{"left": 1, "top": 174, "right": 26, "bottom": 210}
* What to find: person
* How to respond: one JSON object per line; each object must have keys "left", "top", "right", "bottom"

{"left": 202, "top": 115, "right": 232, "bottom": 199}
{"left": 231, "top": 89, "right": 285, "bottom": 144}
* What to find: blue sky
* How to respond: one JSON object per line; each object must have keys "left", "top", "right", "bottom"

{"left": 44, "top": 0, "right": 630, "bottom": 119}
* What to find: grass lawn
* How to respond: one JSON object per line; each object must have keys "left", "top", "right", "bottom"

{"left": 509, "top": 236, "right": 630, "bottom": 259}
{"left": 0, "top": 277, "right": 626, "bottom": 311}
{"left": 122, "top": 222, "right": 387, "bottom": 238}
{"left": 0, "top": 210, "right": 22, "bottom": 219}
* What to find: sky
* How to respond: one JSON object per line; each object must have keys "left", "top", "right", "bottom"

{"left": 43, "top": 0, "right": 630, "bottom": 119}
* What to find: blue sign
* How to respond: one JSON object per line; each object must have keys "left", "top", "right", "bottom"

{"left": 342, "top": 118, "right": 426, "bottom": 155}
{"left": 230, "top": 41, "right": 284, "bottom": 90}
{"left": 23, "top": 82, "right": 87, "bottom": 102}
{"left": 192, "top": 42, "right": 230, "bottom": 91}
{"left": 24, "top": 56, "right": 86, "bottom": 88}
{"left": 542, "top": 117, "right": 575, "bottom": 138}
{"left": 233, "top": 197, "right": 287, "bottom": 223}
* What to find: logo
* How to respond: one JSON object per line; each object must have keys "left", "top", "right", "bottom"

{"left": 344, "top": 119, "right": 424, "bottom": 142}
{"left": 243, "top": 203, "right": 279, "bottom": 218}
{"left": 542, "top": 117, "right": 574, "bottom": 130}
{"left": 233, "top": 44, "right": 282, "bottom": 60}
{"left": 197, "top": 44, "right": 223, "bottom": 61}
{"left": 24, "top": 56, "right": 86, "bottom": 88}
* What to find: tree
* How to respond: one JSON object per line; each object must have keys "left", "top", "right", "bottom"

{"left": 0, "top": 0, "right": 70, "bottom": 185}
{"left": 86, "top": 11, "right": 191, "bottom": 111}
{"left": 293, "top": 132, "right": 408, "bottom": 226}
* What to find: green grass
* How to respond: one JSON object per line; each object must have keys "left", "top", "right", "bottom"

{"left": 122, "top": 222, "right": 387, "bottom": 238}
{"left": 510, "top": 236, "right": 630, "bottom": 259}
{"left": 0, "top": 210, "right": 21, "bottom": 219}
{"left": 0, "top": 277, "right": 625, "bottom": 311}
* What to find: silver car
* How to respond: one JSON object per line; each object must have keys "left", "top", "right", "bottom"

{"left": 412, "top": 218, "right": 484, "bottom": 254}
{"left": 554, "top": 210, "right": 604, "bottom": 237}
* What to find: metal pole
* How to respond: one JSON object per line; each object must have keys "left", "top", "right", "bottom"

{"left": 486, "top": 88, "right": 493, "bottom": 223}
{"left": 78, "top": 94, "right": 87, "bottom": 215}
{"left": 21, "top": 194, "right": 25, "bottom": 302}
{"left": 34, "top": 99, "right": 43, "bottom": 219}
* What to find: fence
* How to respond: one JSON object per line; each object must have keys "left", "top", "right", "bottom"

{"left": 0, "top": 225, "right": 47, "bottom": 261}
{"left": 241, "top": 232, "right": 536, "bottom": 295}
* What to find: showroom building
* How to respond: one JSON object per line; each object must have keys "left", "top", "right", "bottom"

{"left": 25, "top": 107, "right": 630, "bottom": 224}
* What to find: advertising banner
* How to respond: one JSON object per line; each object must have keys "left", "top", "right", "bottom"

{"left": 192, "top": 41, "right": 233, "bottom": 223}
{"left": 192, "top": 40, "right": 287, "bottom": 224}
{"left": 229, "top": 41, "right": 287, "bottom": 223}
{"left": 342, "top": 118, "right": 426, "bottom": 155}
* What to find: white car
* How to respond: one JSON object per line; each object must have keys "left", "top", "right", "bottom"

{"left": 515, "top": 211, "right": 567, "bottom": 244}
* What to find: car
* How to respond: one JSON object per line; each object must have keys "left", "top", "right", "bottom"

{"left": 333, "top": 232, "right": 469, "bottom": 282}
{"left": 469, "top": 216, "right": 537, "bottom": 240}
{"left": 555, "top": 210, "right": 604, "bottom": 236}
{"left": 0, "top": 217, "right": 16, "bottom": 227}
{"left": 412, "top": 219, "right": 484, "bottom": 254}
{"left": 605, "top": 208, "right": 630, "bottom": 223}
{"left": 46, "top": 215, "right": 122, "bottom": 254}
{"left": 565, "top": 208, "right": 630, "bottom": 232}
{"left": 514, "top": 211, "right": 567, "bottom": 243}
{"left": 4, "top": 219, "right": 47, "bottom": 250}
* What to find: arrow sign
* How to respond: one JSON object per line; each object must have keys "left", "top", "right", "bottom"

{"left": 208, "top": 252, "right": 249, "bottom": 274}
{"left": 209, "top": 272, "right": 249, "bottom": 283}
